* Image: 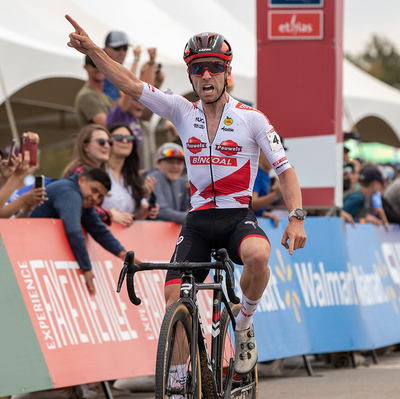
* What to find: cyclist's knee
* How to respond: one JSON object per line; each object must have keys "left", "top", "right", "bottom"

{"left": 164, "top": 283, "right": 181, "bottom": 309}
{"left": 241, "top": 237, "right": 270, "bottom": 263}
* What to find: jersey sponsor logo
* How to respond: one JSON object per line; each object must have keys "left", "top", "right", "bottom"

{"left": 235, "top": 102, "right": 271, "bottom": 123}
{"left": 176, "top": 236, "right": 184, "bottom": 245}
{"left": 276, "top": 160, "right": 289, "bottom": 170}
{"left": 147, "top": 83, "right": 155, "bottom": 93}
{"left": 224, "top": 117, "right": 233, "bottom": 126}
{"left": 215, "top": 140, "right": 242, "bottom": 156}
{"left": 195, "top": 117, "right": 205, "bottom": 123}
{"left": 273, "top": 157, "right": 287, "bottom": 167}
{"left": 190, "top": 156, "right": 237, "bottom": 166}
{"left": 186, "top": 137, "right": 207, "bottom": 154}
{"left": 194, "top": 124, "right": 205, "bottom": 129}
{"left": 221, "top": 126, "right": 234, "bottom": 132}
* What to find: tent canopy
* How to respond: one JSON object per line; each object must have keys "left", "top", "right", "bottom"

{"left": 1, "top": 0, "right": 400, "bottom": 152}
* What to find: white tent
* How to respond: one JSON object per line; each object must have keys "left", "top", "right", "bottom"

{"left": 1, "top": 0, "right": 400, "bottom": 152}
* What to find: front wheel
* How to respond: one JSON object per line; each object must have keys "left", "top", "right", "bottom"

{"left": 218, "top": 303, "right": 258, "bottom": 399}
{"left": 155, "top": 302, "right": 202, "bottom": 399}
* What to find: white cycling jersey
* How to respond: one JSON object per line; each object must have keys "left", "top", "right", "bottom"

{"left": 140, "top": 84, "right": 291, "bottom": 212}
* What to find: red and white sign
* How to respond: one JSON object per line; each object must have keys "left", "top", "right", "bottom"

{"left": 268, "top": 11, "right": 323, "bottom": 40}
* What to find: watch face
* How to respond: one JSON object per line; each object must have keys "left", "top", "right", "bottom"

{"left": 295, "top": 209, "right": 306, "bottom": 218}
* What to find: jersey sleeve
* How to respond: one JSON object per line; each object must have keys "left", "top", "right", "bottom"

{"left": 139, "top": 83, "right": 192, "bottom": 128}
{"left": 253, "top": 116, "right": 292, "bottom": 176}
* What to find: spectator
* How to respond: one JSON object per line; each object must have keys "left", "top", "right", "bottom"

{"left": 103, "top": 31, "right": 141, "bottom": 103}
{"left": 383, "top": 165, "right": 400, "bottom": 223}
{"left": 252, "top": 146, "right": 284, "bottom": 227}
{"left": 146, "top": 143, "right": 190, "bottom": 223}
{"left": 139, "top": 48, "right": 165, "bottom": 121}
{"left": 75, "top": 54, "right": 114, "bottom": 128}
{"left": 30, "top": 168, "right": 126, "bottom": 295}
{"left": 106, "top": 94, "right": 146, "bottom": 152}
{"left": 106, "top": 47, "right": 165, "bottom": 156}
{"left": 62, "top": 124, "right": 130, "bottom": 226}
{"left": 102, "top": 123, "right": 158, "bottom": 224}
{"left": 342, "top": 166, "right": 384, "bottom": 226}
{"left": 0, "top": 133, "right": 47, "bottom": 218}
{"left": 343, "top": 162, "right": 356, "bottom": 192}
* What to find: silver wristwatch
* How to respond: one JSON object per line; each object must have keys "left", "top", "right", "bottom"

{"left": 288, "top": 208, "right": 306, "bottom": 221}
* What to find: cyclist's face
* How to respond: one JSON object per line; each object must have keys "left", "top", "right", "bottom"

{"left": 188, "top": 57, "right": 231, "bottom": 103}
{"left": 157, "top": 158, "right": 185, "bottom": 182}
{"left": 78, "top": 177, "right": 109, "bottom": 209}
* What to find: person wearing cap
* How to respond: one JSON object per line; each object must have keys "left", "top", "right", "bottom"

{"left": 75, "top": 54, "right": 114, "bottom": 128}
{"left": 342, "top": 166, "right": 385, "bottom": 225}
{"left": 66, "top": 17, "right": 306, "bottom": 377}
{"left": 103, "top": 31, "right": 135, "bottom": 102}
{"left": 145, "top": 143, "right": 190, "bottom": 224}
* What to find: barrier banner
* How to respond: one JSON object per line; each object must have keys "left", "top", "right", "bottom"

{"left": 238, "top": 218, "right": 400, "bottom": 361}
{"left": 1, "top": 218, "right": 400, "bottom": 396}
{"left": 1, "top": 219, "right": 213, "bottom": 396}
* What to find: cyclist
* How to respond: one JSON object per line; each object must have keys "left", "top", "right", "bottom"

{"left": 66, "top": 15, "right": 307, "bottom": 377}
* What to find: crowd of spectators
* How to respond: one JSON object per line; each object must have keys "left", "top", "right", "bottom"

{"left": 341, "top": 145, "right": 400, "bottom": 228}
{"left": 1, "top": 24, "right": 400, "bottom": 399}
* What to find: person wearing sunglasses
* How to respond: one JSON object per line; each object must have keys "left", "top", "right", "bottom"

{"left": 67, "top": 16, "right": 307, "bottom": 377}
{"left": 61, "top": 124, "right": 133, "bottom": 227}
{"left": 103, "top": 30, "right": 142, "bottom": 105}
{"left": 102, "top": 123, "right": 159, "bottom": 224}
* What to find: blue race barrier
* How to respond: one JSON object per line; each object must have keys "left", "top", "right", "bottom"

{"left": 232, "top": 217, "right": 400, "bottom": 361}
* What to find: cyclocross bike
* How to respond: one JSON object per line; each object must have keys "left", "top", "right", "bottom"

{"left": 117, "top": 248, "right": 258, "bottom": 398}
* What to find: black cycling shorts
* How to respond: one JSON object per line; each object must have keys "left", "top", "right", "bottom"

{"left": 165, "top": 208, "right": 269, "bottom": 285}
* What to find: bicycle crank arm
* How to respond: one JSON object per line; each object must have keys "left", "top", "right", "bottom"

{"left": 222, "top": 358, "right": 234, "bottom": 399}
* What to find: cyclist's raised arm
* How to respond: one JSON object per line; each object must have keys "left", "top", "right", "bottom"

{"left": 66, "top": 15, "right": 143, "bottom": 100}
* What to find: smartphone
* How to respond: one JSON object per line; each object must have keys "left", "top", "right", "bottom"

{"left": 148, "top": 191, "right": 157, "bottom": 210}
{"left": 35, "top": 175, "right": 45, "bottom": 198}
{"left": 7, "top": 139, "right": 17, "bottom": 166}
{"left": 21, "top": 135, "right": 38, "bottom": 166}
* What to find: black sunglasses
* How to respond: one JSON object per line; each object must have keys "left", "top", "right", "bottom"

{"left": 86, "top": 138, "right": 113, "bottom": 147}
{"left": 112, "top": 134, "right": 135, "bottom": 143}
{"left": 112, "top": 45, "right": 128, "bottom": 52}
{"left": 189, "top": 61, "right": 227, "bottom": 76}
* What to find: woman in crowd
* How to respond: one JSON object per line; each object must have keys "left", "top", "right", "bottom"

{"left": 61, "top": 124, "right": 133, "bottom": 226}
{"left": 103, "top": 122, "right": 158, "bottom": 220}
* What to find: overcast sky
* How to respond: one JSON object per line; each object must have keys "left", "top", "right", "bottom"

{"left": 343, "top": 0, "right": 400, "bottom": 55}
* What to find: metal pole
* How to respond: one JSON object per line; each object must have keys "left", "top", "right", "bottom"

{"left": 0, "top": 65, "right": 19, "bottom": 146}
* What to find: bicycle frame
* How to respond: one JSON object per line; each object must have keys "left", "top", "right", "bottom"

{"left": 178, "top": 269, "right": 237, "bottom": 397}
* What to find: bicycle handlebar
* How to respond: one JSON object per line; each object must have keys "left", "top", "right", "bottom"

{"left": 116, "top": 249, "right": 240, "bottom": 305}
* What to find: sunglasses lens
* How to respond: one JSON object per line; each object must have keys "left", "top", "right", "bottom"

{"left": 190, "top": 62, "right": 225, "bottom": 76}
{"left": 162, "top": 149, "right": 184, "bottom": 158}
{"left": 113, "top": 134, "right": 134, "bottom": 143}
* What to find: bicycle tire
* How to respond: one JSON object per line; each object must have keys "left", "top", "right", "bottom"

{"left": 218, "top": 303, "right": 258, "bottom": 399}
{"left": 155, "top": 302, "right": 202, "bottom": 399}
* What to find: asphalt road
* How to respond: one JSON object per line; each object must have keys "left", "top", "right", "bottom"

{"left": 109, "top": 350, "right": 400, "bottom": 398}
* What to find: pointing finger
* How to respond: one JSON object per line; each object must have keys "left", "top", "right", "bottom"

{"left": 65, "top": 14, "right": 81, "bottom": 32}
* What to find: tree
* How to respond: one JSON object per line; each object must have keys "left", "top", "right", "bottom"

{"left": 346, "top": 34, "right": 400, "bottom": 89}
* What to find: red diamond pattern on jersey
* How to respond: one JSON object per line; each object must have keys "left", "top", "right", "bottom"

{"left": 200, "top": 160, "right": 251, "bottom": 200}
{"left": 233, "top": 195, "right": 251, "bottom": 205}
{"left": 189, "top": 181, "right": 198, "bottom": 196}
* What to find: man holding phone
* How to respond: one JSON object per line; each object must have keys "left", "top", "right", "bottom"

{"left": 30, "top": 168, "right": 127, "bottom": 295}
